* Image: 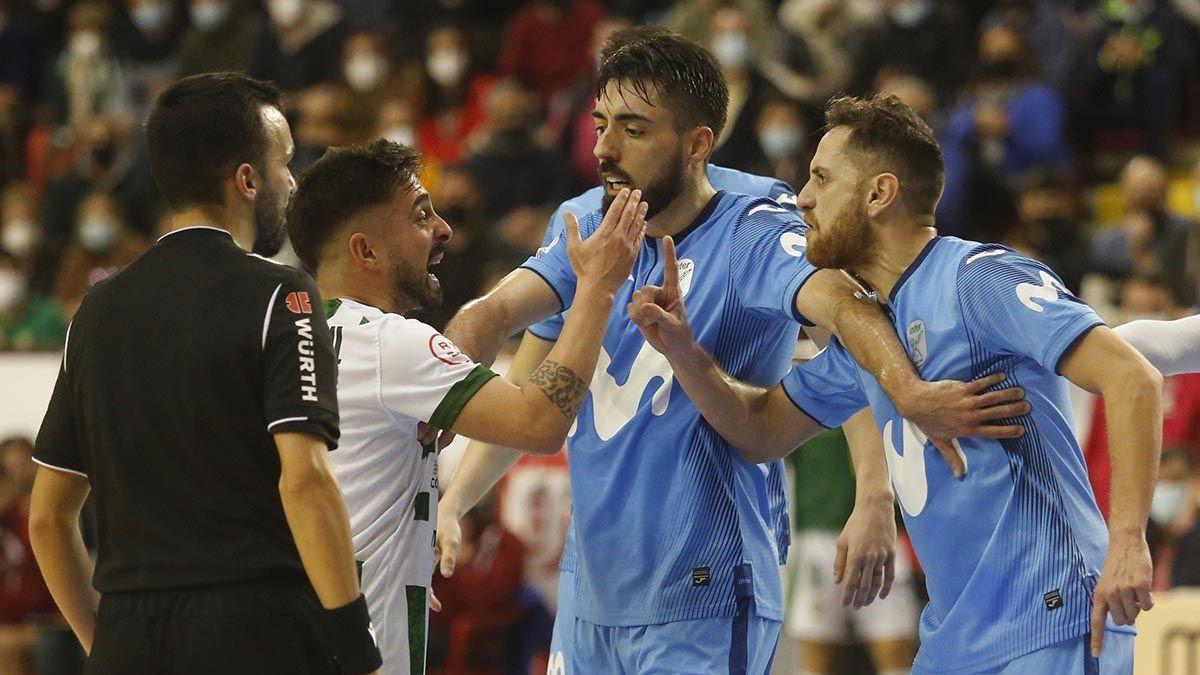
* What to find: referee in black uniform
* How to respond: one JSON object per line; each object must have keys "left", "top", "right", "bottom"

{"left": 27, "top": 73, "right": 381, "bottom": 674}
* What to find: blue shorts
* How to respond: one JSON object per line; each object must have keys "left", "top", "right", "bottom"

{"left": 970, "top": 625, "right": 1135, "bottom": 675}
{"left": 546, "top": 566, "right": 781, "bottom": 675}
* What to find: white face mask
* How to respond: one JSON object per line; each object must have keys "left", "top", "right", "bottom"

{"left": 0, "top": 269, "right": 25, "bottom": 312}
{"left": 69, "top": 31, "right": 102, "bottom": 58}
{"left": 78, "top": 218, "right": 119, "bottom": 254}
{"left": 1, "top": 220, "right": 40, "bottom": 258}
{"left": 382, "top": 125, "right": 414, "bottom": 147}
{"left": 711, "top": 32, "right": 749, "bottom": 69}
{"left": 268, "top": 0, "right": 303, "bottom": 27}
{"left": 759, "top": 125, "right": 804, "bottom": 160}
{"left": 890, "top": 0, "right": 932, "bottom": 27}
{"left": 131, "top": 2, "right": 172, "bottom": 33}
{"left": 345, "top": 55, "right": 386, "bottom": 91}
{"left": 190, "top": 1, "right": 230, "bottom": 30}
{"left": 1150, "top": 481, "right": 1189, "bottom": 526}
{"left": 427, "top": 49, "right": 466, "bottom": 87}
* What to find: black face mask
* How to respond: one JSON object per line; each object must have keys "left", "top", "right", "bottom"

{"left": 91, "top": 145, "right": 115, "bottom": 168}
{"left": 980, "top": 58, "right": 1020, "bottom": 80}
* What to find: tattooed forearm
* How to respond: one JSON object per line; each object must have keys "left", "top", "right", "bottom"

{"left": 528, "top": 359, "right": 588, "bottom": 419}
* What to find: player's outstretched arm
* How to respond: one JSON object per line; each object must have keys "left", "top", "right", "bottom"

{"left": 447, "top": 190, "right": 646, "bottom": 455}
{"left": 797, "top": 270, "right": 1028, "bottom": 476}
{"left": 28, "top": 466, "right": 97, "bottom": 653}
{"left": 1114, "top": 314, "right": 1200, "bottom": 376}
{"left": 436, "top": 331, "right": 556, "bottom": 577}
{"left": 275, "top": 432, "right": 381, "bottom": 674}
{"left": 835, "top": 409, "right": 897, "bottom": 610}
{"left": 1060, "top": 326, "right": 1163, "bottom": 658}
{"left": 629, "top": 236, "right": 825, "bottom": 460}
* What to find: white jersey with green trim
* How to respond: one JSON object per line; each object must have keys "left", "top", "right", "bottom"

{"left": 324, "top": 297, "right": 496, "bottom": 673}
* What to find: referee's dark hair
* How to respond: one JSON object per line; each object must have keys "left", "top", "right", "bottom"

{"left": 596, "top": 27, "right": 729, "bottom": 138}
{"left": 287, "top": 139, "right": 424, "bottom": 273}
{"left": 145, "top": 73, "right": 281, "bottom": 211}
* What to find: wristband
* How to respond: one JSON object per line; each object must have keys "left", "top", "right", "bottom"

{"left": 322, "top": 594, "right": 381, "bottom": 674}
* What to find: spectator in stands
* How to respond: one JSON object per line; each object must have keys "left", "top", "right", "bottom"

{"left": 707, "top": 6, "right": 772, "bottom": 173}
{"left": 877, "top": 72, "right": 938, "bottom": 121}
{"left": 663, "top": 0, "right": 773, "bottom": 55}
{"left": 981, "top": 0, "right": 1087, "bottom": 89}
{"left": 250, "top": 0, "right": 347, "bottom": 93}
{"left": 775, "top": 0, "right": 879, "bottom": 102}
{"left": 1008, "top": 170, "right": 1087, "bottom": 292}
{"left": 1155, "top": 449, "right": 1200, "bottom": 588}
{"left": 334, "top": 31, "right": 417, "bottom": 145}
{"left": 0, "top": 184, "right": 46, "bottom": 285}
{"left": 0, "top": 251, "right": 66, "bottom": 350}
{"left": 1071, "top": 0, "right": 1196, "bottom": 155}
{"left": 0, "top": 437, "right": 61, "bottom": 675}
{"left": 174, "top": 0, "right": 263, "bottom": 77}
{"left": 499, "top": 0, "right": 605, "bottom": 104}
{"left": 38, "top": 115, "right": 161, "bottom": 245}
{"left": 1085, "top": 275, "right": 1200, "bottom": 520}
{"left": 751, "top": 96, "right": 809, "bottom": 188}
{"left": 417, "top": 23, "right": 494, "bottom": 165}
{"left": 375, "top": 96, "right": 417, "bottom": 147}
{"left": 113, "top": 0, "right": 186, "bottom": 108}
{"left": 0, "top": 0, "right": 36, "bottom": 186}
{"left": 52, "top": 191, "right": 146, "bottom": 315}
{"left": 1090, "top": 155, "right": 1199, "bottom": 303}
{"left": 46, "top": 2, "right": 130, "bottom": 130}
{"left": 464, "top": 80, "right": 570, "bottom": 271}
{"left": 940, "top": 21, "right": 1069, "bottom": 240}
{"left": 851, "top": 0, "right": 973, "bottom": 106}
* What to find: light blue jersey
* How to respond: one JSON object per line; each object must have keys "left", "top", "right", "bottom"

{"left": 783, "top": 237, "right": 1123, "bottom": 673}
{"left": 523, "top": 191, "right": 815, "bottom": 626}
{"left": 537, "top": 166, "right": 796, "bottom": 582}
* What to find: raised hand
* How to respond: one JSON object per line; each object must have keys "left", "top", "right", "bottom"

{"left": 627, "top": 235, "right": 693, "bottom": 356}
{"left": 565, "top": 188, "right": 648, "bottom": 295}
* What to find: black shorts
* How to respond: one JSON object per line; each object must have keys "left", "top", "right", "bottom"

{"left": 86, "top": 581, "right": 337, "bottom": 675}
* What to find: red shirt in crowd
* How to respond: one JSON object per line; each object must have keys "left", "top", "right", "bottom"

{"left": 499, "top": 1, "right": 605, "bottom": 103}
{"left": 1084, "top": 373, "right": 1200, "bottom": 518}
{"left": 0, "top": 500, "right": 56, "bottom": 624}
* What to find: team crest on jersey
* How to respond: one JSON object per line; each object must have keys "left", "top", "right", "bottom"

{"left": 285, "top": 291, "right": 312, "bottom": 314}
{"left": 906, "top": 319, "right": 927, "bottom": 367}
{"left": 429, "top": 333, "right": 471, "bottom": 366}
{"left": 676, "top": 258, "right": 695, "bottom": 298}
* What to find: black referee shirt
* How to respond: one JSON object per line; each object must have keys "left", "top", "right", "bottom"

{"left": 34, "top": 226, "right": 339, "bottom": 593}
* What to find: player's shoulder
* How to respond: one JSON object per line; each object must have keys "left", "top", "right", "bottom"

{"left": 376, "top": 314, "right": 474, "bottom": 366}
{"left": 237, "top": 252, "right": 319, "bottom": 297}
{"left": 707, "top": 164, "right": 795, "bottom": 203}
{"left": 952, "top": 238, "right": 1056, "bottom": 278}
{"left": 730, "top": 193, "right": 805, "bottom": 231}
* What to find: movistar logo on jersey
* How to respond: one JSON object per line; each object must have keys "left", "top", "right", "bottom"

{"left": 883, "top": 418, "right": 966, "bottom": 517}
{"left": 588, "top": 342, "right": 674, "bottom": 441}
{"left": 296, "top": 317, "right": 319, "bottom": 402}
{"left": 1016, "top": 271, "right": 1067, "bottom": 313}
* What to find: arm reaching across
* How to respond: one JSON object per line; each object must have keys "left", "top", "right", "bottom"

{"left": 1114, "top": 314, "right": 1200, "bottom": 376}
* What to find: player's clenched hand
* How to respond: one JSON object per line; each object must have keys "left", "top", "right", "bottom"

{"left": 1090, "top": 536, "right": 1153, "bottom": 657}
{"left": 628, "top": 236, "right": 693, "bottom": 356}
{"left": 565, "top": 187, "right": 648, "bottom": 294}
{"left": 896, "top": 373, "right": 1030, "bottom": 478}
{"left": 835, "top": 496, "right": 897, "bottom": 609}
{"left": 434, "top": 503, "right": 462, "bottom": 578}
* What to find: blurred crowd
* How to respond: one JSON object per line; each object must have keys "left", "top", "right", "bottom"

{"left": 2, "top": 0, "right": 1200, "bottom": 672}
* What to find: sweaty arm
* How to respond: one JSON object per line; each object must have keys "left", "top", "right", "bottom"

{"left": 1114, "top": 314, "right": 1200, "bottom": 376}
{"left": 442, "top": 268, "right": 562, "bottom": 367}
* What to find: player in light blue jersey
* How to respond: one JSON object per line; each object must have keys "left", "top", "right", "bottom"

{"left": 629, "top": 93, "right": 1163, "bottom": 674}
{"left": 437, "top": 29, "right": 1027, "bottom": 674}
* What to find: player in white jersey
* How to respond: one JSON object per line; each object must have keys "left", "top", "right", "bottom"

{"left": 285, "top": 140, "right": 647, "bottom": 673}
{"left": 1114, "top": 314, "right": 1200, "bottom": 376}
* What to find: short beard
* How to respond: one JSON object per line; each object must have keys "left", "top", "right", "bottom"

{"left": 600, "top": 147, "right": 687, "bottom": 221}
{"left": 391, "top": 255, "right": 443, "bottom": 313}
{"left": 806, "top": 197, "right": 874, "bottom": 270}
{"left": 251, "top": 179, "right": 288, "bottom": 257}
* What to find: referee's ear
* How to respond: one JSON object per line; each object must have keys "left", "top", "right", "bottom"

{"left": 235, "top": 163, "right": 257, "bottom": 200}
